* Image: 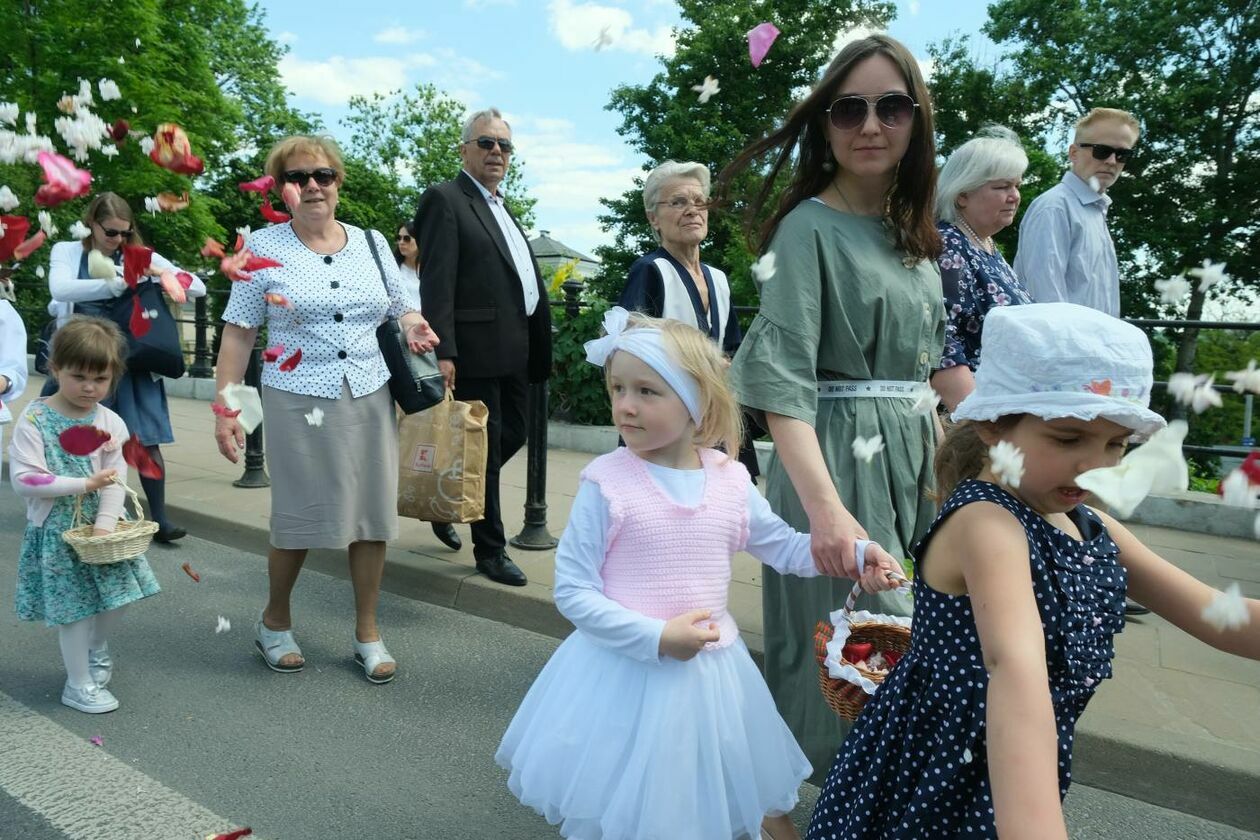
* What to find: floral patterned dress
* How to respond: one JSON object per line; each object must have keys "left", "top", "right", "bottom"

{"left": 936, "top": 222, "right": 1034, "bottom": 371}
{"left": 15, "top": 403, "right": 160, "bottom": 626}
{"left": 807, "top": 480, "right": 1127, "bottom": 838}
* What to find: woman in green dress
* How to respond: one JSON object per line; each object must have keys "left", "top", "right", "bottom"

{"left": 719, "top": 34, "right": 945, "bottom": 776}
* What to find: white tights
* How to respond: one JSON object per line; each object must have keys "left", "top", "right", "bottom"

{"left": 58, "top": 606, "right": 127, "bottom": 688}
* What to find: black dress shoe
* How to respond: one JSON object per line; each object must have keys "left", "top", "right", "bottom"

{"left": 1124, "top": 599, "right": 1151, "bottom": 616}
{"left": 153, "top": 525, "right": 187, "bottom": 543}
{"left": 475, "top": 553, "right": 528, "bottom": 587}
{"left": 431, "top": 522, "right": 462, "bottom": 551}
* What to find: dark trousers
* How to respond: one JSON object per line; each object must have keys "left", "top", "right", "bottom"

{"left": 454, "top": 372, "right": 528, "bottom": 559}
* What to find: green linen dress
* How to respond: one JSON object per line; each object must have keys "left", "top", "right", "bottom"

{"left": 729, "top": 198, "right": 944, "bottom": 776}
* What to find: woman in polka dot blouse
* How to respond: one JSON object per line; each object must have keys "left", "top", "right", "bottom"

{"left": 213, "top": 135, "right": 438, "bottom": 686}
{"left": 807, "top": 304, "right": 1260, "bottom": 839}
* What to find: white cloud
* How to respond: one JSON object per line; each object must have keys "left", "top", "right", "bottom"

{"left": 908, "top": 0, "right": 921, "bottom": 14}
{"left": 276, "top": 31, "right": 298, "bottom": 45}
{"left": 278, "top": 53, "right": 436, "bottom": 105}
{"left": 510, "top": 115, "right": 640, "bottom": 253}
{"left": 548, "top": 0, "right": 675, "bottom": 58}
{"left": 430, "top": 48, "right": 503, "bottom": 82}
{"left": 374, "top": 26, "right": 426, "bottom": 45}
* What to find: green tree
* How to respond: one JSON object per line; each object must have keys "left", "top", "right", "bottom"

{"left": 927, "top": 0, "right": 1260, "bottom": 375}
{"left": 0, "top": 0, "right": 314, "bottom": 332}
{"left": 593, "top": 0, "right": 895, "bottom": 305}
{"left": 343, "top": 84, "right": 536, "bottom": 227}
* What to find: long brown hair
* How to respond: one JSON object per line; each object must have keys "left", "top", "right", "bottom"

{"left": 717, "top": 34, "right": 941, "bottom": 260}
{"left": 80, "top": 192, "right": 144, "bottom": 250}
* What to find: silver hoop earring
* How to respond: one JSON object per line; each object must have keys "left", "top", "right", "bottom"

{"left": 822, "top": 158, "right": 836, "bottom": 173}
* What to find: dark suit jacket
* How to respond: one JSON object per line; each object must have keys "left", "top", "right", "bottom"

{"left": 413, "top": 171, "right": 552, "bottom": 383}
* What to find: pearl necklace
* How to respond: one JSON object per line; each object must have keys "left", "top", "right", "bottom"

{"left": 955, "top": 216, "right": 994, "bottom": 254}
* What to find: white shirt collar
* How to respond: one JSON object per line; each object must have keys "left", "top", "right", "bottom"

{"left": 463, "top": 170, "right": 503, "bottom": 204}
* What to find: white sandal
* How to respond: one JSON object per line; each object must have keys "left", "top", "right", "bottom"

{"left": 353, "top": 638, "right": 396, "bottom": 684}
{"left": 254, "top": 614, "right": 304, "bottom": 673}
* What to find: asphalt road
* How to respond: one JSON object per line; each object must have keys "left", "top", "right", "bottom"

{"left": 0, "top": 491, "right": 1254, "bottom": 840}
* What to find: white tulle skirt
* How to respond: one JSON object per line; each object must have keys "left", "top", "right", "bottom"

{"left": 495, "top": 631, "right": 812, "bottom": 840}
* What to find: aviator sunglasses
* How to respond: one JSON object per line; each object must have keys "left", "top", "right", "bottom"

{"left": 826, "top": 93, "right": 918, "bottom": 130}
{"left": 470, "top": 136, "right": 514, "bottom": 154}
{"left": 1077, "top": 142, "right": 1134, "bottom": 164}
{"left": 96, "top": 223, "right": 133, "bottom": 238}
{"left": 282, "top": 167, "right": 338, "bottom": 187}
{"left": 396, "top": 234, "right": 413, "bottom": 243}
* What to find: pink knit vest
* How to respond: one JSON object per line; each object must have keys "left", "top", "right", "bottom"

{"left": 581, "top": 447, "right": 750, "bottom": 649}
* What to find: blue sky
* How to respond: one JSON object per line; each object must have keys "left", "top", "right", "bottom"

{"left": 256, "top": 0, "right": 1000, "bottom": 256}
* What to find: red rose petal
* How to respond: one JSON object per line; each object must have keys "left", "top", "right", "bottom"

{"left": 259, "top": 194, "right": 291, "bottom": 224}
{"left": 261, "top": 344, "right": 285, "bottom": 362}
{"left": 841, "top": 641, "right": 873, "bottom": 664}
{"left": 278, "top": 348, "right": 302, "bottom": 372}
{"left": 129, "top": 296, "right": 152, "bottom": 337}
{"left": 123, "top": 245, "right": 153, "bottom": 289}
{"left": 238, "top": 175, "right": 275, "bottom": 194}
{"left": 122, "top": 434, "right": 163, "bottom": 479}
{"left": 58, "top": 425, "right": 112, "bottom": 456}
{"left": 181, "top": 561, "right": 201, "bottom": 583}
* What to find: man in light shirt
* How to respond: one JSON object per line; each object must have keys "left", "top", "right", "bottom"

{"left": 1014, "top": 107, "right": 1140, "bottom": 318}
{"left": 413, "top": 108, "right": 552, "bottom": 587}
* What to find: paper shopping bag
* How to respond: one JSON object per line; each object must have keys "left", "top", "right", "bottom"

{"left": 397, "top": 393, "right": 488, "bottom": 524}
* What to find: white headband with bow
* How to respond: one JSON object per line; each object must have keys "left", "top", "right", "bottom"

{"left": 584, "top": 307, "right": 702, "bottom": 424}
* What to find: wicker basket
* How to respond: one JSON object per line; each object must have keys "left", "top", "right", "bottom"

{"left": 62, "top": 477, "right": 158, "bottom": 565}
{"left": 815, "top": 580, "right": 913, "bottom": 721}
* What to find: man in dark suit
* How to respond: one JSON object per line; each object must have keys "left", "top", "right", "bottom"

{"left": 413, "top": 108, "right": 552, "bottom": 587}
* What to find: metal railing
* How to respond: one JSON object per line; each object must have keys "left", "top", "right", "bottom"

{"left": 15, "top": 275, "right": 1257, "bottom": 542}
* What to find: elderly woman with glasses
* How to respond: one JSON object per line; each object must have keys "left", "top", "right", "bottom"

{"left": 46, "top": 191, "right": 206, "bottom": 543}
{"left": 618, "top": 160, "right": 760, "bottom": 479}
{"left": 931, "top": 126, "right": 1033, "bottom": 411}
{"left": 213, "top": 134, "right": 438, "bottom": 685}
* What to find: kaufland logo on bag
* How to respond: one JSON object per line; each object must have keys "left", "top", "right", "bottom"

{"left": 409, "top": 444, "right": 436, "bottom": 473}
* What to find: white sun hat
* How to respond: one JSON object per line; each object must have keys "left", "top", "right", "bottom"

{"left": 952, "top": 302, "right": 1166, "bottom": 436}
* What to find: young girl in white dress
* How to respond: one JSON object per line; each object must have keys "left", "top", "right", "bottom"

{"left": 496, "top": 309, "right": 903, "bottom": 840}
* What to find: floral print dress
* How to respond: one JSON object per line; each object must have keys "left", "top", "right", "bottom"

{"left": 936, "top": 222, "right": 1034, "bottom": 371}
{"left": 15, "top": 402, "right": 160, "bottom": 626}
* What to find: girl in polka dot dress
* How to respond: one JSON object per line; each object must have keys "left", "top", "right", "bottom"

{"left": 807, "top": 303, "right": 1260, "bottom": 839}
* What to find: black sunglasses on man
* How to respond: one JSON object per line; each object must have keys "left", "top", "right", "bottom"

{"left": 1077, "top": 143, "right": 1134, "bottom": 164}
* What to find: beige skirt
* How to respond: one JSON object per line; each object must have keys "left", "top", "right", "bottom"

{"left": 262, "top": 381, "right": 398, "bottom": 550}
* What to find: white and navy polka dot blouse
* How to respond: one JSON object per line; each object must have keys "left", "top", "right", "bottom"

{"left": 807, "top": 479, "right": 1127, "bottom": 838}
{"left": 222, "top": 222, "right": 416, "bottom": 400}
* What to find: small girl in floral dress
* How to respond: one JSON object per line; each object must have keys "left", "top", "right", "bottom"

{"left": 10, "top": 316, "right": 160, "bottom": 714}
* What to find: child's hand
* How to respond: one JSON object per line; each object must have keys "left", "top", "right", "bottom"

{"left": 659, "top": 608, "right": 721, "bottom": 661}
{"left": 85, "top": 469, "right": 117, "bottom": 492}
{"left": 858, "top": 542, "right": 906, "bottom": 594}
{"left": 91, "top": 525, "right": 115, "bottom": 536}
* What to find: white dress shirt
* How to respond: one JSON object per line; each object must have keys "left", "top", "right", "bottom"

{"left": 1014, "top": 171, "right": 1121, "bottom": 317}
{"left": 398, "top": 262, "right": 422, "bottom": 311}
{"left": 222, "top": 222, "right": 416, "bottom": 400}
{"left": 553, "top": 460, "right": 818, "bottom": 663}
{"left": 463, "top": 170, "right": 539, "bottom": 316}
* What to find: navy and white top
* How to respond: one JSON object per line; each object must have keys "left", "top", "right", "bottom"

{"left": 936, "top": 222, "right": 1033, "bottom": 371}
{"left": 619, "top": 247, "right": 740, "bottom": 354}
{"left": 222, "top": 222, "right": 416, "bottom": 400}
{"left": 807, "top": 480, "right": 1127, "bottom": 838}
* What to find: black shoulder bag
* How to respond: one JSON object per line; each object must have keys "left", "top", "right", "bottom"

{"left": 364, "top": 229, "right": 444, "bottom": 414}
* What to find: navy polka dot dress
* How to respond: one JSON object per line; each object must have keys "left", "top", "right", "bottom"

{"left": 806, "top": 479, "right": 1127, "bottom": 838}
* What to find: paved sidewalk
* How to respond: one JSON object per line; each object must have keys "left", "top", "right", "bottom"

{"left": 5, "top": 381, "right": 1259, "bottom": 832}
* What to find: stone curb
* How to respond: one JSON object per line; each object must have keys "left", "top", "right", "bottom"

{"left": 157, "top": 494, "right": 1259, "bottom": 834}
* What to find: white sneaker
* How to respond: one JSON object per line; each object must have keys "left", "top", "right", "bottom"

{"left": 61, "top": 681, "right": 119, "bottom": 714}
{"left": 89, "top": 645, "right": 113, "bottom": 687}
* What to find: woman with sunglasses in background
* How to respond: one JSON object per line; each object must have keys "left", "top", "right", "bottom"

{"left": 214, "top": 135, "right": 439, "bottom": 684}
{"left": 719, "top": 34, "right": 943, "bottom": 781}
{"left": 46, "top": 192, "right": 206, "bottom": 543}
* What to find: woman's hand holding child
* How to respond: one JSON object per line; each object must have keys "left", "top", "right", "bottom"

{"left": 659, "top": 608, "right": 721, "bottom": 661}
